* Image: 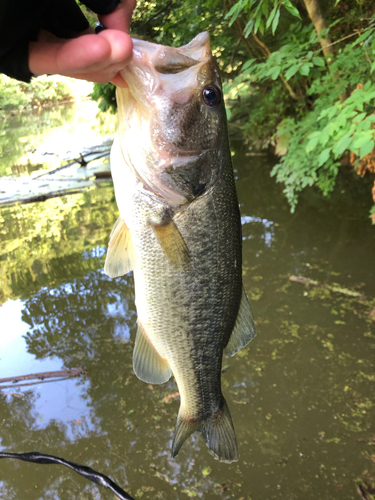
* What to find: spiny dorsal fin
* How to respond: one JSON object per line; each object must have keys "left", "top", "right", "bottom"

{"left": 104, "top": 217, "right": 136, "bottom": 278}
{"left": 149, "top": 210, "right": 190, "bottom": 271}
{"left": 225, "top": 288, "right": 257, "bottom": 357}
{"left": 133, "top": 321, "right": 172, "bottom": 384}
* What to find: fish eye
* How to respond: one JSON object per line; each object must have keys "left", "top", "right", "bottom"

{"left": 202, "top": 85, "right": 221, "bottom": 107}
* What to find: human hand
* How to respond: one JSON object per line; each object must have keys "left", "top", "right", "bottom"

{"left": 28, "top": 1, "right": 135, "bottom": 87}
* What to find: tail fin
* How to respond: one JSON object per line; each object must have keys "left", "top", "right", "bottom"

{"left": 201, "top": 399, "right": 239, "bottom": 464}
{"left": 171, "top": 399, "right": 239, "bottom": 464}
{"left": 171, "top": 412, "right": 201, "bottom": 459}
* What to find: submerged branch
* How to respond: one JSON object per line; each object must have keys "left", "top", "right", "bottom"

{"left": 34, "top": 149, "right": 111, "bottom": 178}
{"left": 0, "top": 369, "right": 86, "bottom": 386}
{"left": 289, "top": 275, "right": 366, "bottom": 299}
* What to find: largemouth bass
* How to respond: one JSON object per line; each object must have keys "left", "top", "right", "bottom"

{"left": 104, "top": 32, "right": 256, "bottom": 463}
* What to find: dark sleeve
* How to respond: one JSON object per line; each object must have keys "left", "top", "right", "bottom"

{"left": 0, "top": 0, "right": 120, "bottom": 83}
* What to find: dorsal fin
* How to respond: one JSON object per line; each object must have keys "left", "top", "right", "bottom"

{"left": 104, "top": 217, "right": 136, "bottom": 278}
{"left": 225, "top": 288, "right": 257, "bottom": 357}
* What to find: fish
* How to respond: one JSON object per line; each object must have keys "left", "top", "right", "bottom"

{"left": 104, "top": 32, "right": 257, "bottom": 463}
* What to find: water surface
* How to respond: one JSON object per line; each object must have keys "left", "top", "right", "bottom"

{"left": 0, "top": 126, "right": 374, "bottom": 499}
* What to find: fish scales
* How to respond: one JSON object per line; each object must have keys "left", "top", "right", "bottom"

{"left": 105, "top": 32, "right": 257, "bottom": 463}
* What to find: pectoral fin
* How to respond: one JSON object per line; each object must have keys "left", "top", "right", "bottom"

{"left": 104, "top": 217, "right": 136, "bottom": 278}
{"left": 149, "top": 210, "right": 190, "bottom": 271}
{"left": 225, "top": 288, "right": 257, "bottom": 357}
{"left": 133, "top": 321, "right": 172, "bottom": 384}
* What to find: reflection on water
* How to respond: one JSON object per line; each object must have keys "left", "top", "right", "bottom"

{"left": 0, "top": 147, "right": 375, "bottom": 499}
{"left": 0, "top": 100, "right": 116, "bottom": 177}
{"left": 241, "top": 215, "right": 275, "bottom": 247}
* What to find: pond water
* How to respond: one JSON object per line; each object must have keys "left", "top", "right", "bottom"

{"left": 0, "top": 103, "right": 375, "bottom": 500}
{"left": 0, "top": 99, "right": 117, "bottom": 177}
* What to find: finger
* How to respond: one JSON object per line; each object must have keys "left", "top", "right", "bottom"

{"left": 97, "top": 29, "right": 133, "bottom": 63}
{"left": 99, "top": 0, "right": 136, "bottom": 32}
{"left": 57, "top": 34, "right": 112, "bottom": 73}
{"left": 110, "top": 73, "right": 128, "bottom": 87}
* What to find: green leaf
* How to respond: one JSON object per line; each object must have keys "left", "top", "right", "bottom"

{"left": 312, "top": 56, "right": 325, "bottom": 67}
{"left": 332, "top": 133, "right": 353, "bottom": 157}
{"left": 243, "top": 18, "right": 255, "bottom": 38}
{"left": 258, "top": 16, "right": 265, "bottom": 35}
{"left": 351, "top": 132, "right": 374, "bottom": 150}
{"left": 282, "top": 0, "right": 301, "bottom": 19}
{"left": 266, "top": 4, "right": 278, "bottom": 30}
{"left": 270, "top": 66, "right": 281, "bottom": 80}
{"left": 354, "top": 112, "right": 367, "bottom": 123}
{"left": 285, "top": 64, "right": 300, "bottom": 80}
{"left": 254, "top": 12, "right": 262, "bottom": 34}
{"left": 306, "top": 134, "right": 321, "bottom": 154}
{"left": 272, "top": 8, "right": 280, "bottom": 35}
{"left": 353, "top": 29, "right": 375, "bottom": 46}
{"left": 318, "top": 148, "right": 331, "bottom": 167}
{"left": 299, "top": 63, "right": 312, "bottom": 76}
{"left": 359, "top": 140, "right": 374, "bottom": 158}
{"left": 242, "top": 59, "right": 256, "bottom": 71}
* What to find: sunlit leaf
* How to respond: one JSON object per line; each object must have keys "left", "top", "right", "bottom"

{"left": 351, "top": 132, "right": 375, "bottom": 150}
{"left": 332, "top": 133, "right": 353, "bottom": 157}
{"left": 318, "top": 148, "right": 331, "bottom": 167}
{"left": 359, "top": 140, "right": 374, "bottom": 158}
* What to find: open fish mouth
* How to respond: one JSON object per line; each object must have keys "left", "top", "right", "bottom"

{"left": 121, "top": 32, "right": 212, "bottom": 108}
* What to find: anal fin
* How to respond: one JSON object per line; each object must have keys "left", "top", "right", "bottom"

{"left": 104, "top": 217, "right": 136, "bottom": 278}
{"left": 133, "top": 322, "right": 172, "bottom": 384}
{"left": 225, "top": 287, "right": 257, "bottom": 357}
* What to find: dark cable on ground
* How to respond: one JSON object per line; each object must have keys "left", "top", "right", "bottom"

{"left": 0, "top": 451, "right": 135, "bottom": 500}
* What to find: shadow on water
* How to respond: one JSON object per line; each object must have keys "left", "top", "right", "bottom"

{"left": 0, "top": 140, "right": 374, "bottom": 499}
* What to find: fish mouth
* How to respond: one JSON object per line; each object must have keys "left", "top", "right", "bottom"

{"left": 132, "top": 31, "right": 211, "bottom": 77}
{"left": 115, "top": 33, "right": 216, "bottom": 206}
{"left": 121, "top": 32, "right": 212, "bottom": 107}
